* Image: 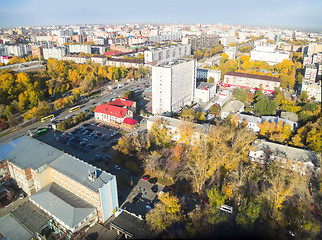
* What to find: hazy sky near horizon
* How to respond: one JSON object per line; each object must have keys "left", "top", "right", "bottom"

{"left": 0, "top": 0, "right": 321, "bottom": 31}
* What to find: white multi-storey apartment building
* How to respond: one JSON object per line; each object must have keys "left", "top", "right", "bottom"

{"left": 301, "top": 80, "right": 321, "bottom": 102}
{"left": 250, "top": 45, "right": 290, "bottom": 65}
{"left": 304, "top": 64, "right": 318, "bottom": 82}
{"left": 5, "top": 45, "right": 31, "bottom": 57}
{"left": 68, "top": 44, "right": 91, "bottom": 54}
{"left": 144, "top": 44, "right": 191, "bottom": 64}
{"left": 43, "top": 47, "right": 67, "bottom": 60}
{"left": 152, "top": 59, "right": 196, "bottom": 115}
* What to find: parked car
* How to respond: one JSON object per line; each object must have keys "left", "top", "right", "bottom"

{"left": 149, "top": 177, "right": 158, "bottom": 184}
{"left": 141, "top": 175, "right": 150, "bottom": 181}
{"left": 114, "top": 165, "right": 121, "bottom": 170}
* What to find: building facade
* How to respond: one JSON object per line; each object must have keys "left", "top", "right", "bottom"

{"left": 301, "top": 80, "right": 321, "bottom": 101}
{"left": 304, "top": 64, "right": 318, "bottom": 82}
{"left": 68, "top": 44, "right": 91, "bottom": 54}
{"left": 182, "top": 34, "right": 219, "bottom": 52}
{"left": 250, "top": 45, "right": 290, "bottom": 65}
{"left": 31, "top": 45, "right": 44, "bottom": 59}
{"left": 194, "top": 82, "right": 216, "bottom": 103}
{"left": 94, "top": 98, "right": 136, "bottom": 124}
{"left": 223, "top": 72, "right": 281, "bottom": 94}
{"left": 43, "top": 47, "right": 67, "bottom": 60}
{"left": 144, "top": 44, "right": 191, "bottom": 64}
{"left": 1, "top": 136, "right": 118, "bottom": 223}
{"left": 152, "top": 59, "right": 196, "bottom": 115}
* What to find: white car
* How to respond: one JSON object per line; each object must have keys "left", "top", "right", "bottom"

{"left": 114, "top": 165, "right": 121, "bottom": 170}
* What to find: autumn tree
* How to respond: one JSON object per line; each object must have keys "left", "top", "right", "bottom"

{"left": 146, "top": 192, "right": 182, "bottom": 230}
{"left": 261, "top": 161, "right": 305, "bottom": 216}
{"left": 185, "top": 205, "right": 209, "bottom": 237}
{"left": 180, "top": 109, "right": 200, "bottom": 122}
{"left": 149, "top": 118, "right": 172, "bottom": 147}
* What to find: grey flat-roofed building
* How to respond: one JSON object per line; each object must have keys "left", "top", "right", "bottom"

{"left": 49, "top": 154, "right": 114, "bottom": 192}
{"left": 4, "top": 136, "right": 63, "bottom": 171}
{"left": 250, "top": 140, "right": 319, "bottom": 174}
{"left": 30, "top": 182, "right": 96, "bottom": 232}
{"left": 0, "top": 214, "right": 33, "bottom": 240}
{"left": 11, "top": 201, "right": 51, "bottom": 234}
{"left": 0, "top": 201, "right": 51, "bottom": 240}
{"left": 111, "top": 210, "right": 150, "bottom": 239}
{"left": 221, "top": 100, "right": 244, "bottom": 119}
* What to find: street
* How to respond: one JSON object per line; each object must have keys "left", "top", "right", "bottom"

{"left": 0, "top": 78, "right": 150, "bottom": 145}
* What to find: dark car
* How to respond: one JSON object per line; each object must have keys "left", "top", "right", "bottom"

{"left": 133, "top": 193, "right": 142, "bottom": 203}
{"left": 149, "top": 177, "right": 158, "bottom": 184}
{"left": 151, "top": 185, "right": 158, "bottom": 193}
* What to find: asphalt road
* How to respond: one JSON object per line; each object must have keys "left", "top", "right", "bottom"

{"left": 0, "top": 79, "right": 151, "bottom": 145}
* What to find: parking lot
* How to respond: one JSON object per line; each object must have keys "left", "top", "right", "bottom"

{"left": 36, "top": 121, "right": 122, "bottom": 168}
{"left": 121, "top": 176, "right": 165, "bottom": 218}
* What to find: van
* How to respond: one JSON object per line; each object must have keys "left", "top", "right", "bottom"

{"left": 220, "top": 205, "right": 233, "bottom": 214}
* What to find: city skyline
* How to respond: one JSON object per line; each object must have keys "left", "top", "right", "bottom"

{"left": 0, "top": 0, "right": 321, "bottom": 32}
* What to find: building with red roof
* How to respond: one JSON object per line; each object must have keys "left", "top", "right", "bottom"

{"left": 94, "top": 98, "right": 136, "bottom": 124}
{"left": 122, "top": 118, "right": 138, "bottom": 128}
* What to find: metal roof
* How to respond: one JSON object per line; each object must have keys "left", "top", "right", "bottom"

{"left": 49, "top": 154, "right": 114, "bottom": 192}
{"left": 111, "top": 210, "right": 149, "bottom": 239}
{"left": 0, "top": 214, "right": 33, "bottom": 240}
{"left": 252, "top": 140, "right": 319, "bottom": 165}
{"left": 29, "top": 182, "right": 96, "bottom": 229}
{"left": 225, "top": 71, "right": 281, "bottom": 82}
{"left": 11, "top": 201, "right": 50, "bottom": 234}
{"left": 2, "top": 136, "right": 63, "bottom": 170}
{"left": 196, "top": 82, "right": 216, "bottom": 90}
{"left": 222, "top": 100, "right": 244, "bottom": 113}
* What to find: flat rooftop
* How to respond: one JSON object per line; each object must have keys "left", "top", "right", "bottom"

{"left": 1, "top": 136, "right": 63, "bottom": 171}
{"left": 29, "top": 182, "right": 96, "bottom": 229}
{"left": 49, "top": 154, "right": 115, "bottom": 192}
{"left": 111, "top": 210, "right": 150, "bottom": 239}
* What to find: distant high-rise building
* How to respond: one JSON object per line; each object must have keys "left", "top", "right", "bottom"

{"left": 182, "top": 34, "right": 219, "bottom": 52}
{"left": 304, "top": 64, "right": 318, "bottom": 82}
{"left": 152, "top": 59, "right": 196, "bottom": 115}
{"left": 31, "top": 45, "right": 44, "bottom": 59}
{"left": 43, "top": 47, "right": 67, "bottom": 60}
{"left": 68, "top": 44, "right": 91, "bottom": 54}
{"left": 72, "top": 34, "right": 85, "bottom": 43}
{"left": 144, "top": 44, "right": 191, "bottom": 64}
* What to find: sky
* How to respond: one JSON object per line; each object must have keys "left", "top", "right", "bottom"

{"left": 0, "top": 0, "right": 321, "bottom": 32}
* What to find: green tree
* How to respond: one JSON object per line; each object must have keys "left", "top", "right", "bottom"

{"left": 121, "top": 90, "right": 135, "bottom": 100}
{"left": 207, "top": 187, "right": 228, "bottom": 224}
{"left": 208, "top": 77, "right": 214, "bottom": 83}
{"left": 233, "top": 88, "right": 247, "bottom": 102}
{"left": 254, "top": 97, "right": 276, "bottom": 116}
{"left": 236, "top": 199, "right": 261, "bottom": 229}
{"left": 209, "top": 104, "right": 220, "bottom": 116}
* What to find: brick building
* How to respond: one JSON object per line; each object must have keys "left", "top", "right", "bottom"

{"left": 223, "top": 72, "right": 281, "bottom": 94}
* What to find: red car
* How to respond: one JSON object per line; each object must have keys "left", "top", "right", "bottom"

{"left": 141, "top": 175, "right": 150, "bottom": 181}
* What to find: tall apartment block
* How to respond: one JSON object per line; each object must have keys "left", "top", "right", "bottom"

{"left": 43, "top": 47, "right": 67, "bottom": 60}
{"left": 182, "top": 34, "right": 219, "bottom": 52}
{"left": 152, "top": 59, "right": 196, "bottom": 115}
{"left": 144, "top": 44, "right": 191, "bottom": 64}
